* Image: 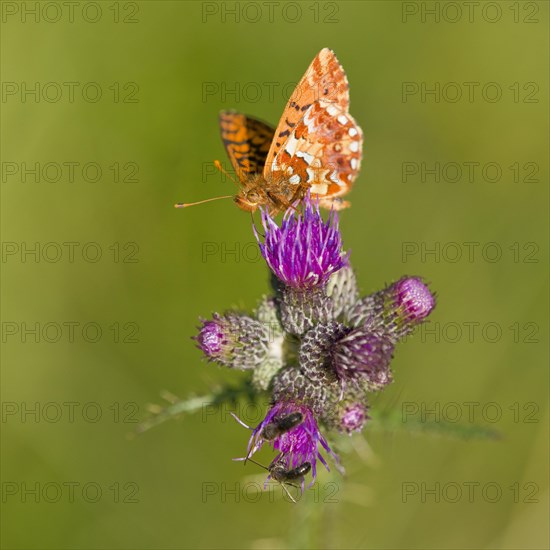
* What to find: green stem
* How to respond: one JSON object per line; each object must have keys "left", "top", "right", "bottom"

{"left": 135, "top": 381, "right": 258, "bottom": 435}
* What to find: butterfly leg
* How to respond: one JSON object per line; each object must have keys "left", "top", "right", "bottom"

{"left": 265, "top": 192, "right": 292, "bottom": 215}
{"left": 289, "top": 185, "right": 306, "bottom": 203}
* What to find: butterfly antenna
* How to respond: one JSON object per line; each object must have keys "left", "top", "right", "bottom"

{"left": 174, "top": 195, "right": 233, "bottom": 209}
{"left": 214, "top": 160, "right": 241, "bottom": 189}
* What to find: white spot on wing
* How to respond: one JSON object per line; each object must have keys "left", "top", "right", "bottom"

{"left": 304, "top": 107, "right": 316, "bottom": 125}
{"left": 337, "top": 115, "right": 348, "bottom": 125}
{"left": 288, "top": 174, "right": 300, "bottom": 184}
{"left": 349, "top": 141, "right": 359, "bottom": 152}
{"left": 329, "top": 171, "right": 339, "bottom": 184}
{"left": 348, "top": 127, "right": 358, "bottom": 137}
{"left": 296, "top": 151, "right": 314, "bottom": 164}
{"left": 285, "top": 137, "right": 298, "bottom": 156}
{"left": 350, "top": 158, "right": 358, "bottom": 170}
{"left": 326, "top": 105, "right": 339, "bottom": 116}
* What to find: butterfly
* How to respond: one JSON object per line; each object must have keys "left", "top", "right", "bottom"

{"left": 177, "top": 48, "right": 363, "bottom": 214}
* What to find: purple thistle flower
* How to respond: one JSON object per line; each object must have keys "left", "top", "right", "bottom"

{"left": 255, "top": 194, "right": 348, "bottom": 290}
{"left": 246, "top": 400, "right": 341, "bottom": 484}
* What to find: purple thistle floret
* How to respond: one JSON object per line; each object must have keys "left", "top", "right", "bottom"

{"left": 196, "top": 319, "right": 225, "bottom": 358}
{"left": 394, "top": 276, "right": 435, "bottom": 322}
{"left": 340, "top": 403, "right": 369, "bottom": 434}
{"left": 255, "top": 195, "right": 348, "bottom": 290}
{"left": 246, "top": 401, "right": 340, "bottom": 484}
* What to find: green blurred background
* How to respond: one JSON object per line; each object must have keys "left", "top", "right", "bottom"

{"left": 1, "top": 1, "right": 548, "bottom": 548}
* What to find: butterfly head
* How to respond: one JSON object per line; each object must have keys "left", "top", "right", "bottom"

{"left": 234, "top": 186, "right": 268, "bottom": 213}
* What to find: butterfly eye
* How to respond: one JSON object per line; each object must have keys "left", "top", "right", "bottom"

{"left": 247, "top": 190, "right": 260, "bottom": 203}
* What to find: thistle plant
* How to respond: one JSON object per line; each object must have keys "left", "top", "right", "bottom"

{"left": 194, "top": 195, "right": 436, "bottom": 487}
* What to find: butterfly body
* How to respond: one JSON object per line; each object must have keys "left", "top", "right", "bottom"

{"left": 231, "top": 170, "right": 316, "bottom": 213}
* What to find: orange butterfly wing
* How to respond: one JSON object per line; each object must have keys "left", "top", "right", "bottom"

{"left": 266, "top": 101, "right": 363, "bottom": 203}
{"left": 263, "top": 48, "right": 350, "bottom": 179}
{"left": 219, "top": 110, "right": 275, "bottom": 182}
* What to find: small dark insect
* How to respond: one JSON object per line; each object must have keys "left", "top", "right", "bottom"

{"left": 269, "top": 460, "right": 311, "bottom": 483}
{"left": 246, "top": 457, "right": 311, "bottom": 503}
{"left": 230, "top": 411, "right": 304, "bottom": 463}
{"left": 261, "top": 412, "right": 304, "bottom": 440}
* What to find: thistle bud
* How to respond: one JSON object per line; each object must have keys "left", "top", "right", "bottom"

{"left": 298, "top": 321, "right": 349, "bottom": 384}
{"left": 326, "top": 265, "right": 359, "bottom": 320}
{"left": 271, "top": 366, "right": 335, "bottom": 416}
{"left": 278, "top": 286, "right": 334, "bottom": 336}
{"left": 333, "top": 327, "right": 394, "bottom": 391}
{"left": 194, "top": 313, "right": 268, "bottom": 370}
{"left": 347, "top": 276, "right": 436, "bottom": 342}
